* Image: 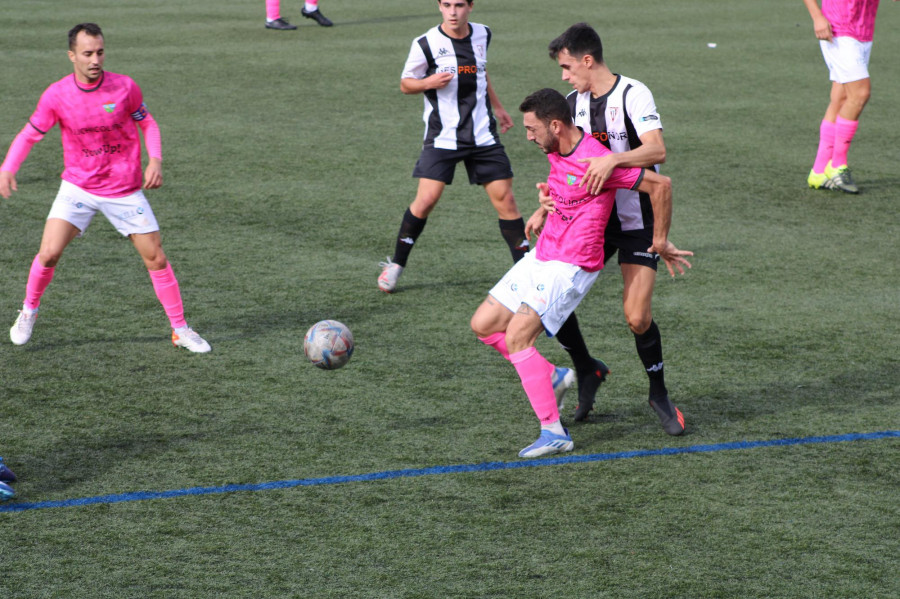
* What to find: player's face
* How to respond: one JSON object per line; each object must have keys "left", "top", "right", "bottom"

{"left": 556, "top": 49, "right": 591, "bottom": 94}
{"left": 523, "top": 112, "right": 559, "bottom": 154}
{"left": 439, "top": 1, "right": 473, "bottom": 34}
{"left": 68, "top": 32, "right": 105, "bottom": 84}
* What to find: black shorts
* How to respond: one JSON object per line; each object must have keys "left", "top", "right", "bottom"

{"left": 603, "top": 226, "right": 659, "bottom": 271}
{"left": 412, "top": 144, "right": 513, "bottom": 185}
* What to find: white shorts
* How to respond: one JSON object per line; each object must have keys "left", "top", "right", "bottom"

{"left": 488, "top": 250, "right": 600, "bottom": 337}
{"left": 820, "top": 37, "right": 872, "bottom": 84}
{"left": 47, "top": 179, "right": 159, "bottom": 237}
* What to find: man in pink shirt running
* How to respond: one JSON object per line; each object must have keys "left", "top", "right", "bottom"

{"left": 803, "top": 0, "right": 895, "bottom": 193}
{"left": 0, "top": 23, "right": 211, "bottom": 352}
{"left": 470, "top": 88, "right": 691, "bottom": 458}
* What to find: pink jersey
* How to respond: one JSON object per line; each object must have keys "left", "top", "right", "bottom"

{"left": 823, "top": 0, "right": 881, "bottom": 42}
{"left": 535, "top": 133, "right": 643, "bottom": 272}
{"left": 28, "top": 71, "right": 148, "bottom": 197}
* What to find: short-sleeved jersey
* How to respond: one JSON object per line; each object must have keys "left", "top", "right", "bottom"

{"left": 568, "top": 74, "right": 661, "bottom": 233}
{"left": 823, "top": 0, "right": 881, "bottom": 42}
{"left": 401, "top": 22, "right": 500, "bottom": 150}
{"left": 28, "top": 71, "right": 148, "bottom": 197}
{"left": 536, "top": 132, "right": 643, "bottom": 272}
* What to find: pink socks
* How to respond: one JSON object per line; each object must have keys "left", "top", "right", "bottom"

{"left": 832, "top": 116, "right": 858, "bottom": 169}
{"left": 148, "top": 262, "right": 187, "bottom": 330}
{"left": 24, "top": 254, "right": 55, "bottom": 311}
{"left": 266, "top": 0, "right": 280, "bottom": 20}
{"left": 478, "top": 331, "right": 510, "bottom": 360}
{"left": 813, "top": 119, "right": 836, "bottom": 173}
{"left": 510, "top": 347, "right": 559, "bottom": 425}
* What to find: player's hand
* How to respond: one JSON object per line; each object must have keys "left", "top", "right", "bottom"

{"left": 525, "top": 206, "right": 547, "bottom": 242}
{"left": 428, "top": 72, "right": 454, "bottom": 90}
{"left": 649, "top": 239, "right": 693, "bottom": 277}
{"left": 577, "top": 155, "right": 618, "bottom": 195}
{"left": 0, "top": 171, "right": 17, "bottom": 200}
{"left": 143, "top": 158, "right": 163, "bottom": 190}
{"left": 536, "top": 181, "right": 556, "bottom": 213}
{"left": 813, "top": 16, "right": 833, "bottom": 41}
{"left": 495, "top": 108, "right": 514, "bottom": 134}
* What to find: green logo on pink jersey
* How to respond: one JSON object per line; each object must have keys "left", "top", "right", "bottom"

{"left": 566, "top": 174, "right": 578, "bottom": 186}
{"left": 103, "top": 103, "right": 116, "bottom": 113}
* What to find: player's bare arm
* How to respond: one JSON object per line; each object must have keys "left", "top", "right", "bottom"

{"left": 0, "top": 171, "right": 17, "bottom": 200}
{"left": 400, "top": 73, "right": 453, "bottom": 95}
{"left": 578, "top": 129, "right": 667, "bottom": 194}
{"left": 635, "top": 170, "right": 693, "bottom": 277}
{"left": 802, "top": 0, "right": 834, "bottom": 41}
{"left": 525, "top": 206, "right": 547, "bottom": 242}
{"left": 536, "top": 181, "right": 556, "bottom": 214}
{"left": 486, "top": 75, "right": 513, "bottom": 133}
{"left": 143, "top": 157, "right": 162, "bottom": 190}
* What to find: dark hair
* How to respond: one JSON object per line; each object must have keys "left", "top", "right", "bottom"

{"left": 548, "top": 22, "right": 603, "bottom": 63}
{"left": 437, "top": 0, "right": 473, "bottom": 5}
{"left": 68, "top": 23, "right": 103, "bottom": 50}
{"left": 519, "top": 88, "right": 572, "bottom": 126}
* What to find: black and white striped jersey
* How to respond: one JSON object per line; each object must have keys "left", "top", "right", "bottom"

{"left": 401, "top": 22, "right": 500, "bottom": 150}
{"left": 567, "top": 75, "right": 663, "bottom": 233}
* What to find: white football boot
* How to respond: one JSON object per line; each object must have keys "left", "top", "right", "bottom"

{"left": 10, "top": 308, "right": 38, "bottom": 345}
{"left": 377, "top": 258, "right": 404, "bottom": 293}
{"left": 172, "top": 326, "right": 212, "bottom": 353}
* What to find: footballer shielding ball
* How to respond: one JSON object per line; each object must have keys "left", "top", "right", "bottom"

{"left": 303, "top": 320, "right": 354, "bottom": 370}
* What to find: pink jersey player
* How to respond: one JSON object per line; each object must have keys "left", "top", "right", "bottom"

{"left": 822, "top": 0, "right": 880, "bottom": 41}
{"left": 471, "top": 88, "right": 687, "bottom": 459}
{"left": 4, "top": 71, "right": 153, "bottom": 197}
{"left": 536, "top": 134, "right": 642, "bottom": 272}
{"left": 0, "top": 23, "right": 210, "bottom": 353}
{"left": 804, "top": 0, "right": 894, "bottom": 193}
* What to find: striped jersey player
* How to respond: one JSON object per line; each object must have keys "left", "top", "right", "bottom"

{"left": 377, "top": 0, "right": 528, "bottom": 296}
{"left": 547, "top": 23, "right": 693, "bottom": 434}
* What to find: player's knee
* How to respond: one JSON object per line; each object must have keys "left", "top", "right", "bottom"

{"left": 625, "top": 310, "right": 652, "bottom": 335}
{"left": 37, "top": 248, "right": 63, "bottom": 268}
{"left": 504, "top": 327, "right": 533, "bottom": 354}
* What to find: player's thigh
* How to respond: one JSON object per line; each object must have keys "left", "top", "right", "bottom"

{"left": 130, "top": 231, "right": 167, "bottom": 271}
{"left": 38, "top": 218, "right": 82, "bottom": 265}
{"left": 505, "top": 307, "right": 546, "bottom": 352}
{"left": 471, "top": 293, "right": 514, "bottom": 337}
{"left": 621, "top": 262, "right": 656, "bottom": 333}
{"left": 465, "top": 144, "right": 513, "bottom": 187}
{"left": 97, "top": 189, "right": 160, "bottom": 238}
{"left": 46, "top": 180, "right": 100, "bottom": 238}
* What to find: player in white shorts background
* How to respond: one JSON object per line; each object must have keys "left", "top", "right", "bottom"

{"left": 803, "top": 0, "right": 895, "bottom": 193}
{"left": 0, "top": 23, "right": 211, "bottom": 352}
{"left": 470, "top": 88, "right": 691, "bottom": 458}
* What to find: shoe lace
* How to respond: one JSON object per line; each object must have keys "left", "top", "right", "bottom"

{"left": 15, "top": 310, "right": 35, "bottom": 327}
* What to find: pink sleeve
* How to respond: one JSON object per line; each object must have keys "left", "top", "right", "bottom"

{"left": 136, "top": 112, "right": 162, "bottom": 160}
{"left": 605, "top": 166, "right": 643, "bottom": 191}
{"left": 128, "top": 79, "right": 162, "bottom": 160}
{"left": 0, "top": 124, "right": 44, "bottom": 174}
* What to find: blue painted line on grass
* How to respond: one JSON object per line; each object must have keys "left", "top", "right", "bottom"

{"left": 2, "top": 430, "right": 897, "bottom": 513}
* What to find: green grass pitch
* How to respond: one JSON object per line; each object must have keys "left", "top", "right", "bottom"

{"left": 0, "top": 1, "right": 898, "bottom": 597}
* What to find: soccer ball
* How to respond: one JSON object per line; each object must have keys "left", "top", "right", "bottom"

{"left": 303, "top": 320, "right": 354, "bottom": 370}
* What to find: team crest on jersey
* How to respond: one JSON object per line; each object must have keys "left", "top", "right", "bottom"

{"left": 103, "top": 103, "right": 116, "bottom": 113}
{"left": 476, "top": 44, "right": 485, "bottom": 57}
{"left": 609, "top": 107, "right": 618, "bottom": 121}
{"left": 566, "top": 174, "right": 578, "bottom": 186}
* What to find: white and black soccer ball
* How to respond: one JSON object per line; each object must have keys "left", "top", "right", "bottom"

{"left": 303, "top": 320, "right": 354, "bottom": 370}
